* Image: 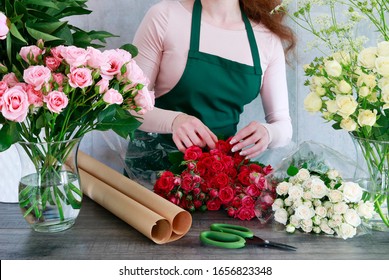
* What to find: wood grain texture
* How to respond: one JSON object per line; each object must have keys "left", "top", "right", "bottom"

{"left": 1, "top": 197, "right": 388, "bottom": 260}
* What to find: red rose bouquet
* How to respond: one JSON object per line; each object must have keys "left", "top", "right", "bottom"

{"left": 153, "top": 138, "right": 275, "bottom": 221}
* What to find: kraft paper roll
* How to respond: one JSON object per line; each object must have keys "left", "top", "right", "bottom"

{"left": 77, "top": 151, "right": 192, "bottom": 244}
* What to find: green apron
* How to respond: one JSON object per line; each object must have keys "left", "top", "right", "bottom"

{"left": 125, "top": 0, "right": 262, "bottom": 184}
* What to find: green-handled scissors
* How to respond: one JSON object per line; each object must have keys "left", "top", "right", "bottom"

{"left": 200, "top": 223, "right": 297, "bottom": 250}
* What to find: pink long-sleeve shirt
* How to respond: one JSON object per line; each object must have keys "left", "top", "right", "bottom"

{"left": 133, "top": 0, "right": 292, "bottom": 148}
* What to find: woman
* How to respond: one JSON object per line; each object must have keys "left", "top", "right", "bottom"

{"left": 126, "top": 0, "right": 295, "bottom": 182}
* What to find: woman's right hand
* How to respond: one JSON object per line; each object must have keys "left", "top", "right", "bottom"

{"left": 171, "top": 113, "right": 218, "bottom": 152}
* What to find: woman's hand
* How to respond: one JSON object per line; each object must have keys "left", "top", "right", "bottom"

{"left": 171, "top": 114, "right": 218, "bottom": 152}
{"left": 229, "top": 121, "right": 270, "bottom": 159}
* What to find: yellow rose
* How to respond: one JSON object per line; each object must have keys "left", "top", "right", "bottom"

{"left": 358, "top": 47, "right": 377, "bottom": 69}
{"left": 377, "top": 41, "right": 389, "bottom": 57}
{"left": 380, "top": 85, "right": 389, "bottom": 103}
{"left": 333, "top": 51, "right": 351, "bottom": 64}
{"left": 312, "top": 85, "right": 326, "bottom": 96}
{"left": 340, "top": 117, "right": 357, "bottom": 132}
{"left": 311, "top": 76, "right": 328, "bottom": 87}
{"left": 357, "top": 73, "right": 377, "bottom": 88}
{"left": 325, "top": 100, "right": 338, "bottom": 113}
{"left": 357, "top": 109, "right": 377, "bottom": 127}
{"left": 336, "top": 80, "right": 352, "bottom": 94}
{"left": 324, "top": 60, "right": 342, "bottom": 77}
{"left": 375, "top": 56, "right": 389, "bottom": 77}
{"left": 379, "top": 77, "right": 389, "bottom": 88}
{"left": 336, "top": 94, "right": 358, "bottom": 118}
{"left": 304, "top": 92, "right": 322, "bottom": 112}
{"left": 358, "top": 86, "right": 371, "bottom": 98}
{"left": 367, "top": 90, "right": 378, "bottom": 102}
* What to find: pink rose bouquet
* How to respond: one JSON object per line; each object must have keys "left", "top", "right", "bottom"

{"left": 0, "top": 41, "right": 154, "bottom": 224}
{"left": 153, "top": 139, "right": 275, "bottom": 221}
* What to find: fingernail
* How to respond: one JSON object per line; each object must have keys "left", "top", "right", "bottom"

{"left": 239, "top": 151, "right": 246, "bottom": 156}
{"left": 231, "top": 147, "right": 237, "bottom": 152}
{"left": 230, "top": 138, "right": 236, "bottom": 144}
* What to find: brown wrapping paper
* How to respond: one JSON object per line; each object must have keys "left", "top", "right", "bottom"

{"left": 77, "top": 151, "right": 192, "bottom": 244}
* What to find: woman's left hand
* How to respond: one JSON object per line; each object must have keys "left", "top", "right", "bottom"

{"left": 229, "top": 121, "right": 270, "bottom": 159}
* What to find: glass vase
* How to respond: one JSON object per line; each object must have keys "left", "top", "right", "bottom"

{"left": 15, "top": 138, "right": 83, "bottom": 233}
{"left": 351, "top": 134, "right": 389, "bottom": 231}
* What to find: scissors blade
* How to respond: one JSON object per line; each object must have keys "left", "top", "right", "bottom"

{"left": 246, "top": 236, "right": 297, "bottom": 251}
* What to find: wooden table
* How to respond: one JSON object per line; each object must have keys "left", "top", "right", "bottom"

{"left": 1, "top": 197, "right": 389, "bottom": 260}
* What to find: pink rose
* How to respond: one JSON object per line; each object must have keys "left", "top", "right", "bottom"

{"left": 26, "top": 85, "right": 43, "bottom": 107}
{"left": 1, "top": 85, "right": 29, "bottom": 122}
{"left": 52, "top": 73, "right": 66, "bottom": 88}
{"left": 96, "top": 78, "right": 109, "bottom": 94}
{"left": 44, "top": 90, "right": 68, "bottom": 113}
{"left": 67, "top": 67, "right": 93, "bottom": 89}
{"left": 23, "top": 65, "right": 51, "bottom": 90}
{"left": 124, "top": 59, "right": 149, "bottom": 86}
{"left": 102, "top": 88, "right": 123, "bottom": 104}
{"left": 133, "top": 87, "right": 155, "bottom": 114}
{"left": 0, "top": 12, "right": 9, "bottom": 40}
{"left": 2, "top": 73, "right": 19, "bottom": 87}
{"left": 61, "top": 46, "right": 90, "bottom": 67}
{"left": 0, "top": 81, "right": 8, "bottom": 97}
{"left": 19, "top": 46, "right": 43, "bottom": 63}
{"left": 87, "top": 47, "right": 106, "bottom": 69}
{"left": 50, "top": 46, "right": 65, "bottom": 62}
{"left": 100, "top": 49, "right": 126, "bottom": 80}
{"left": 44, "top": 56, "right": 61, "bottom": 71}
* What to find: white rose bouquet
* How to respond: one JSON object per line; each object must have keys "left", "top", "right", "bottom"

{"left": 272, "top": 165, "right": 374, "bottom": 239}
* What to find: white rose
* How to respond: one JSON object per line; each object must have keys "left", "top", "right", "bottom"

{"left": 325, "top": 60, "right": 342, "bottom": 77}
{"left": 296, "top": 168, "right": 310, "bottom": 182}
{"left": 295, "top": 204, "right": 315, "bottom": 220}
{"left": 289, "top": 215, "right": 301, "bottom": 227}
{"left": 329, "top": 214, "right": 343, "bottom": 227}
{"left": 304, "top": 200, "right": 313, "bottom": 208}
{"left": 357, "top": 109, "right": 377, "bottom": 127}
{"left": 358, "top": 86, "right": 371, "bottom": 98}
{"left": 313, "top": 199, "right": 322, "bottom": 207}
{"left": 328, "top": 189, "right": 343, "bottom": 203}
{"left": 377, "top": 41, "right": 389, "bottom": 57}
{"left": 304, "top": 92, "right": 322, "bottom": 112}
{"left": 327, "top": 169, "right": 340, "bottom": 180}
{"left": 310, "top": 177, "right": 328, "bottom": 199}
{"left": 323, "top": 201, "right": 333, "bottom": 210}
{"left": 315, "top": 206, "right": 327, "bottom": 218}
{"left": 313, "top": 226, "right": 321, "bottom": 234}
{"left": 375, "top": 56, "right": 389, "bottom": 77}
{"left": 288, "top": 185, "right": 304, "bottom": 200}
{"left": 344, "top": 208, "right": 362, "bottom": 227}
{"left": 367, "top": 90, "right": 378, "bottom": 102}
{"left": 276, "top": 181, "right": 291, "bottom": 196}
{"left": 357, "top": 73, "right": 377, "bottom": 88}
{"left": 284, "top": 197, "right": 293, "bottom": 207}
{"left": 274, "top": 208, "right": 288, "bottom": 225}
{"left": 341, "top": 181, "right": 363, "bottom": 203}
{"left": 272, "top": 198, "right": 284, "bottom": 211}
{"left": 333, "top": 51, "right": 351, "bottom": 64}
{"left": 311, "top": 76, "right": 328, "bottom": 87}
{"left": 333, "top": 202, "right": 349, "bottom": 214}
{"left": 313, "top": 215, "right": 322, "bottom": 225}
{"left": 337, "top": 223, "right": 357, "bottom": 239}
{"left": 320, "top": 220, "right": 335, "bottom": 235}
{"left": 313, "top": 86, "right": 326, "bottom": 96}
{"left": 286, "top": 224, "right": 296, "bottom": 233}
{"left": 340, "top": 117, "right": 357, "bottom": 132}
{"left": 303, "top": 191, "right": 313, "bottom": 201}
{"left": 358, "top": 47, "right": 377, "bottom": 69}
{"left": 357, "top": 201, "right": 375, "bottom": 219}
{"left": 300, "top": 219, "right": 313, "bottom": 233}
{"left": 379, "top": 77, "right": 389, "bottom": 88}
{"left": 336, "top": 94, "right": 358, "bottom": 118}
{"left": 336, "top": 80, "right": 352, "bottom": 94}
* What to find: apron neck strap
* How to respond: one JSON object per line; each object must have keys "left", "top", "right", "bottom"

{"left": 190, "top": 0, "right": 261, "bottom": 74}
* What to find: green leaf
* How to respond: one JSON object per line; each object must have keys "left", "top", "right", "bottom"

{"left": 9, "top": 23, "right": 28, "bottom": 44}
{"left": 27, "top": 21, "right": 68, "bottom": 34}
{"left": 120, "top": 44, "right": 138, "bottom": 58}
{"left": 26, "top": 26, "right": 63, "bottom": 42}
{"left": 286, "top": 165, "right": 299, "bottom": 176}
{"left": 0, "top": 122, "right": 21, "bottom": 152}
{"left": 23, "top": 0, "right": 60, "bottom": 9}
{"left": 53, "top": 7, "right": 91, "bottom": 18}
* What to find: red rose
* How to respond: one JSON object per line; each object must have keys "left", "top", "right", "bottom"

{"left": 213, "top": 172, "right": 229, "bottom": 188}
{"left": 154, "top": 171, "right": 176, "bottom": 194}
{"left": 241, "top": 195, "right": 255, "bottom": 208}
{"left": 226, "top": 206, "right": 236, "bottom": 217}
{"left": 231, "top": 196, "right": 242, "bottom": 208}
{"left": 245, "top": 184, "right": 260, "bottom": 197}
{"left": 211, "top": 159, "right": 224, "bottom": 173}
{"left": 237, "top": 170, "right": 250, "bottom": 186}
{"left": 206, "top": 198, "right": 222, "bottom": 211}
{"left": 181, "top": 172, "right": 195, "bottom": 192}
{"left": 218, "top": 186, "right": 234, "bottom": 204}
{"left": 263, "top": 165, "right": 273, "bottom": 175}
{"left": 248, "top": 163, "right": 263, "bottom": 173}
{"left": 184, "top": 146, "right": 203, "bottom": 161}
{"left": 215, "top": 139, "right": 232, "bottom": 154}
{"left": 235, "top": 206, "right": 256, "bottom": 220}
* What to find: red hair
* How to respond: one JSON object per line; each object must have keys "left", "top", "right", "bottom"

{"left": 240, "top": 0, "right": 296, "bottom": 56}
